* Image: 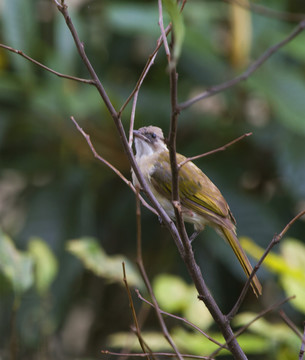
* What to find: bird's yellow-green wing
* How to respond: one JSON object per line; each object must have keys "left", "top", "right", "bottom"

{"left": 150, "top": 152, "right": 232, "bottom": 221}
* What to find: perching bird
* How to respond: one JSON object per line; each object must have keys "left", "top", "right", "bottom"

{"left": 132, "top": 126, "right": 262, "bottom": 297}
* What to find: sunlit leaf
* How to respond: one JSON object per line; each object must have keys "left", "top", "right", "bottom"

{"left": 280, "top": 238, "right": 305, "bottom": 314}
{"left": 107, "top": 331, "right": 171, "bottom": 351}
{"left": 66, "top": 237, "right": 143, "bottom": 288}
{"left": 234, "top": 312, "right": 300, "bottom": 352}
{"left": 28, "top": 237, "right": 58, "bottom": 295}
{"left": 153, "top": 274, "right": 213, "bottom": 329}
{"left": 153, "top": 274, "right": 189, "bottom": 312}
{"left": 173, "top": 327, "right": 268, "bottom": 355}
{"left": 241, "top": 237, "right": 305, "bottom": 313}
{"left": 0, "top": 229, "right": 34, "bottom": 294}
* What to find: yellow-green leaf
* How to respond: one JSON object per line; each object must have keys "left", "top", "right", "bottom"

{"left": 0, "top": 229, "right": 34, "bottom": 295}
{"left": 66, "top": 237, "right": 143, "bottom": 288}
{"left": 28, "top": 237, "right": 58, "bottom": 295}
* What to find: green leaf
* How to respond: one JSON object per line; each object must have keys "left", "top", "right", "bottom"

{"left": 163, "top": 0, "right": 185, "bottom": 63}
{"left": 66, "top": 237, "right": 143, "bottom": 288}
{"left": 234, "top": 312, "right": 300, "bottom": 353}
{"left": 0, "top": 229, "right": 34, "bottom": 295}
{"left": 241, "top": 236, "right": 305, "bottom": 313}
{"left": 107, "top": 331, "right": 171, "bottom": 351}
{"left": 280, "top": 238, "right": 305, "bottom": 314}
{"left": 153, "top": 274, "right": 189, "bottom": 312}
{"left": 28, "top": 237, "right": 58, "bottom": 295}
{"left": 153, "top": 274, "right": 213, "bottom": 329}
{"left": 173, "top": 327, "right": 269, "bottom": 355}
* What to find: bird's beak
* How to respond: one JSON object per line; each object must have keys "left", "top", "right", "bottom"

{"left": 133, "top": 130, "right": 148, "bottom": 142}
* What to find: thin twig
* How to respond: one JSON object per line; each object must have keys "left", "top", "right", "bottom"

{"left": 0, "top": 43, "right": 95, "bottom": 84}
{"left": 211, "top": 296, "right": 295, "bottom": 358}
{"left": 178, "top": 18, "right": 305, "bottom": 111}
{"left": 136, "top": 289, "right": 229, "bottom": 350}
{"left": 101, "top": 350, "right": 214, "bottom": 360}
{"left": 70, "top": 116, "right": 157, "bottom": 215}
{"left": 158, "top": 0, "right": 171, "bottom": 61}
{"left": 55, "top": 0, "right": 186, "bottom": 267}
{"left": 119, "top": 24, "right": 172, "bottom": 117}
{"left": 135, "top": 189, "right": 184, "bottom": 360}
{"left": 164, "top": 5, "right": 248, "bottom": 359}
{"left": 300, "top": 322, "right": 305, "bottom": 360}
{"left": 224, "top": 0, "right": 305, "bottom": 23}
{"left": 228, "top": 209, "right": 305, "bottom": 320}
{"left": 178, "top": 132, "right": 252, "bottom": 169}
{"left": 122, "top": 263, "right": 153, "bottom": 360}
{"left": 279, "top": 310, "right": 303, "bottom": 340}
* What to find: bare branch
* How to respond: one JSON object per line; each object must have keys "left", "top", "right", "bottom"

{"left": 179, "top": 18, "right": 305, "bottom": 111}
{"left": 70, "top": 116, "right": 157, "bottom": 216}
{"left": 158, "top": 0, "right": 171, "bottom": 61}
{"left": 0, "top": 43, "right": 95, "bottom": 84}
{"left": 135, "top": 190, "right": 184, "bottom": 360}
{"left": 122, "top": 263, "right": 153, "bottom": 360}
{"left": 211, "top": 296, "right": 295, "bottom": 358}
{"left": 228, "top": 209, "right": 305, "bottom": 320}
{"left": 300, "top": 322, "right": 305, "bottom": 360}
{"left": 101, "top": 350, "right": 214, "bottom": 360}
{"left": 136, "top": 289, "right": 229, "bottom": 350}
{"left": 178, "top": 132, "right": 252, "bottom": 169}
{"left": 164, "top": 7, "right": 248, "bottom": 360}
{"left": 54, "top": 0, "right": 186, "bottom": 267}
{"left": 119, "top": 24, "right": 172, "bottom": 117}
{"left": 224, "top": 0, "right": 305, "bottom": 23}
{"left": 279, "top": 310, "right": 303, "bottom": 340}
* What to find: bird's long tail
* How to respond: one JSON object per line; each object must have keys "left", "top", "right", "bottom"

{"left": 220, "top": 227, "right": 262, "bottom": 297}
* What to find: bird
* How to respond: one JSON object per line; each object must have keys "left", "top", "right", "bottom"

{"left": 132, "top": 125, "right": 262, "bottom": 297}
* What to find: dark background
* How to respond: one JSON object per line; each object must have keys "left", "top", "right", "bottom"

{"left": 1, "top": 0, "right": 305, "bottom": 359}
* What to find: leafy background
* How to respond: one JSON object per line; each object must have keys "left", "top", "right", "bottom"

{"left": 1, "top": 0, "right": 305, "bottom": 359}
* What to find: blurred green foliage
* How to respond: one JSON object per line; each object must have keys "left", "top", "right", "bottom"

{"left": 1, "top": 0, "right": 305, "bottom": 359}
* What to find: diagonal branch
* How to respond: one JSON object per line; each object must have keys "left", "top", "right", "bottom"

{"left": 70, "top": 116, "right": 157, "bottom": 216}
{"left": 101, "top": 350, "right": 215, "bottom": 359}
{"left": 122, "top": 263, "right": 154, "bottom": 360}
{"left": 52, "top": 0, "right": 186, "bottom": 257}
{"left": 279, "top": 310, "right": 303, "bottom": 340}
{"left": 179, "top": 18, "right": 305, "bottom": 111}
{"left": 136, "top": 289, "right": 229, "bottom": 350}
{"left": 0, "top": 43, "right": 95, "bottom": 84}
{"left": 210, "top": 296, "right": 295, "bottom": 358}
{"left": 228, "top": 209, "right": 305, "bottom": 320}
{"left": 178, "top": 132, "right": 252, "bottom": 169}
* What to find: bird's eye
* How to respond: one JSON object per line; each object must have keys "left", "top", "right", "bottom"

{"left": 151, "top": 133, "right": 156, "bottom": 139}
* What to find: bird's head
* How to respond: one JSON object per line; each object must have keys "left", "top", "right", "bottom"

{"left": 133, "top": 126, "right": 167, "bottom": 158}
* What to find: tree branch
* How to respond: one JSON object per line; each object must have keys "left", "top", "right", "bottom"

{"left": 0, "top": 43, "right": 95, "bottom": 84}
{"left": 160, "top": 3, "right": 248, "bottom": 359}
{"left": 178, "top": 132, "right": 252, "bottom": 169}
{"left": 136, "top": 289, "right": 229, "bottom": 350}
{"left": 70, "top": 116, "right": 157, "bottom": 215}
{"left": 210, "top": 296, "right": 295, "bottom": 358}
{"left": 228, "top": 209, "right": 305, "bottom": 320}
{"left": 279, "top": 310, "right": 303, "bottom": 340}
{"left": 101, "top": 350, "right": 215, "bottom": 360}
{"left": 178, "top": 18, "right": 305, "bottom": 111}
{"left": 122, "top": 263, "right": 153, "bottom": 360}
